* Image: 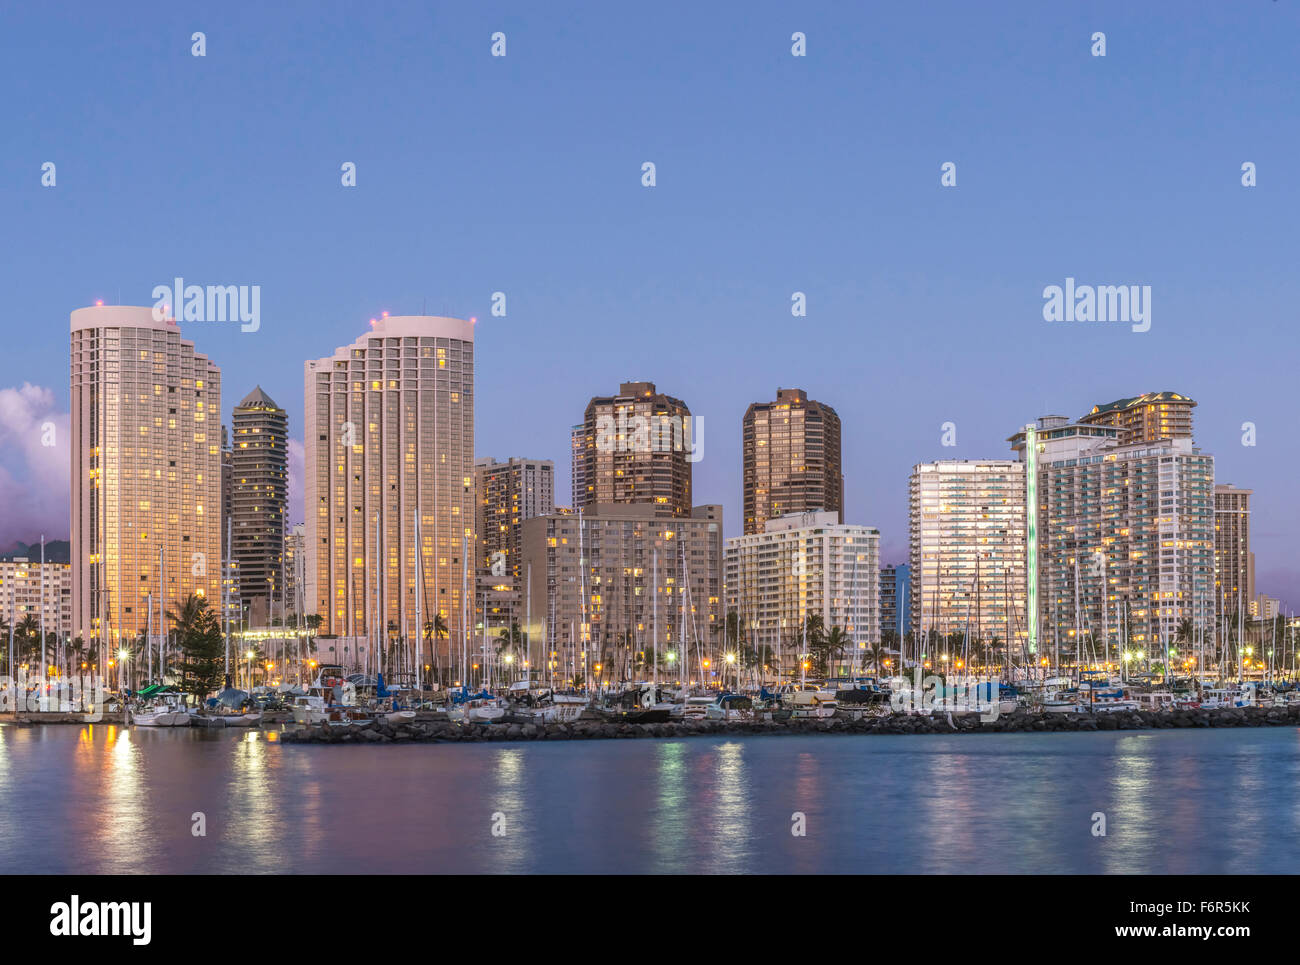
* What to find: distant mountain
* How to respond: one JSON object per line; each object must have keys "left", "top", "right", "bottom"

{"left": 0, "top": 539, "right": 71, "bottom": 563}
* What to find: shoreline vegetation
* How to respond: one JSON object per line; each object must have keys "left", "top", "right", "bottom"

{"left": 278, "top": 703, "right": 1300, "bottom": 744}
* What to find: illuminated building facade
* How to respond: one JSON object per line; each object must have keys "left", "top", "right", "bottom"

{"left": 303, "top": 315, "right": 475, "bottom": 663}
{"left": 474, "top": 457, "right": 554, "bottom": 578}
{"left": 1079, "top": 391, "right": 1197, "bottom": 446}
{"left": 230, "top": 386, "right": 287, "bottom": 621}
{"left": 726, "top": 511, "right": 880, "bottom": 670}
{"left": 908, "top": 460, "right": 1028, "bottom": 649}
{"left": 572, "top": 382, "right": 693, "bottom": 518}
{"left": 1214, "top": 484, "right": 1253, "bottom": 624}
{"left": 70, "top": 305, "right": 223, "bottom": 649}
{"left": 742, "top": 388, "right": 843, "bottom": 534}
{"left": 1010, "top": 415, "right": 1216, "bottom": 658}
{"left": 0, "top": 560, "right": 72, "bottom": 647}
{"left": 521, "top": 504, "right": 723, "bottom": 683}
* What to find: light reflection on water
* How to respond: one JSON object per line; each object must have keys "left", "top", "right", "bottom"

{"left": 0, "top": 726, "right": 1297, "bottom": 874}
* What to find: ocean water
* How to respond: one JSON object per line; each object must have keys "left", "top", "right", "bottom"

{"left": 1, "top": 724, "right": 1296, "bottom": 874}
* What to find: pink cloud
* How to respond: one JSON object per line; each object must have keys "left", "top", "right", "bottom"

{"left": 0, "top": 383, "right": 70, "bottom": 546}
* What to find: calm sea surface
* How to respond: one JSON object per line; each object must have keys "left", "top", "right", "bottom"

{"left": 2, "top": 724, "right": 1297, "bottom": 874}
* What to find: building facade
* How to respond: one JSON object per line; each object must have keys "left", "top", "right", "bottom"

{"left": 572, "top": 381, "right": 694, "bottom": 517}
{"left": 303, "top": 315, "right": 475, "bottom": 667}
{"left": 908, "top": 460, "right": 1028, "bottom": 652}
{"left": 230, "top": 386, "right": 288, "bottom": 622}
{"left": 0, "top": 559, "right": 73, "bottom": 648}
{"left": 879, "top": 562, "right": 911, "bottom": 640}
{"left": 1010, "top": 415, "right": 1216, "bottom": 659}
{"left": 726, "top": 511, "right": 880, "bottom": 671}
{"left": 284, "top": 522, "right": 305, "bottom": 616}
{"left": 1079, "top": 391, "right": 1197, "bottom": 446}
{"left": 1214, "top": 484, "right": 1253, "bottom": 626}
{"left": 521, "top": 504, "right": 724, "bottom": 685}
{"left": 474, "top": 457, "right": 555, "bottom": 578}
{"left": 742, "top": 388, "right": 843, "bottom": 534}
{"left": 70, "top": 305, "right": 222, "bottom": 649}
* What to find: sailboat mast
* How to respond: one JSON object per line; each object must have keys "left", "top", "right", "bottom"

{"left": 652, "top": 549, "right": 658, "bottom": 696}
{"left": 414, "top": 508, "right": 421, "bottom": 691}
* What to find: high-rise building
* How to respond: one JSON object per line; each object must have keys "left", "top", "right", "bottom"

{"left": 742, "top": 388, "right": 843, "bottom": 534}
{"left": 1009, "top": 414, "right": 1216, "bottom": 657}
{"left": 221, "top": 424, "right": 232, "bottom": 555}
{"left": 284, "top": 522, "right": 305, "bottom": 616}
{"left": 70, "top": 305, "right": 222, "bottom": 648}
{"left": 521, "top": 504, "right": 724, "bottom": 684}
{"left": 474, "top": 457, "right": 555, "bottom": 578}
{"left": 230, "top": 386, "right": 287, "bottom": 623}
{"left": 304, "top": 315, "right": 475, "bottom": 667}
{"left": 569, "top": 424, "right": 586, "bottom": 510}
{"left": 1214, "top": 484, "right": 1253, "bottom": 624}
{"left": 572, "top": 381, "right": 693, "bottom": 517}
{"left": 1079, "top": 391, "right": 1197, "bottom": 445}
{"left": 908, "top": 460, "right": 1028, "bottom": 651}
{"left": 0, "top": 559, "right": 73, "bottom": 649}
{"left": 879, "top": 562, "right": 911, "bottom": 640}
{"left": 726, "top": 511, "right": 879, "bottom": 672}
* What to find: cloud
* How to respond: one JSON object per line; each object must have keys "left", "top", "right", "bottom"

{"left": 0, "top": 383, "right": 70, "bottom": 547}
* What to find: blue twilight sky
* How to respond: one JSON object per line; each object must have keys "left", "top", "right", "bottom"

{"left": 0, "top": 1, "right": 1297, "bottom": 600}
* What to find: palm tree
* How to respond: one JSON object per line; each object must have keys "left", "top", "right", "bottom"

{"left": 422, "top": 612, "right": 448, "bottom": 686}
{"left": 16, "top": 614, "right": 39, "bottom": 668}
{"left": 495, "top": 621, "right": 525, "bottom": 675}
{"left": 865, "top": 639, "right": 891, "bottom": 676}
{"left": 820, "top": 625, "right": 851, "bottom": 677}
{"left": 70, "top": 635, "right": 89, "bottom": 673}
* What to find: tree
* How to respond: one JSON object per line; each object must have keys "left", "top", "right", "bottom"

{"left": 16, "top": 614, "right": 40, "bottom": 667}
{"left": 495, "top": 621, "right": 525, "bottom": 672}
{"left": 866, "top": 639, "right": 892, "bottom": 676}
{"left": 422, "top": 612, "right": 448, "bottom": 686}
{"left": 816, "top": 625, "right": 851, "bottom": 677}
{"left": 172, "top": 593, "right": 225, "bottom": 700}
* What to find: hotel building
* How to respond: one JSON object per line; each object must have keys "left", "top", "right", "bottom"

{"left": 742, "top": 388, "right": 843, "bottom": 534}
{"left": 303, "top": 315, "right": 475, "bottom": 665}
{"left": 1010, "top": 412, "right": 1216, "bottom": 657}
{"left": 725, "top": 511, "right": 880, "bottom": 667}
{"left": 70, "top": 305, "right": 222, "bottom": 647}
{"left": 908, "top": 460, "right": 1028, "bottom": 650}
{"left": 1079, "top": 392, "right": 1197, "bottom": 446}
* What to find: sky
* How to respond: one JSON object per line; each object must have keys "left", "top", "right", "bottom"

{"left": 1, "top": 1, "right": 1297, "bottom": 601}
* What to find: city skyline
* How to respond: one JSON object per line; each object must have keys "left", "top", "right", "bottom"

{"left": 2, "top": 3, "right": 1298, "bottom": 607}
